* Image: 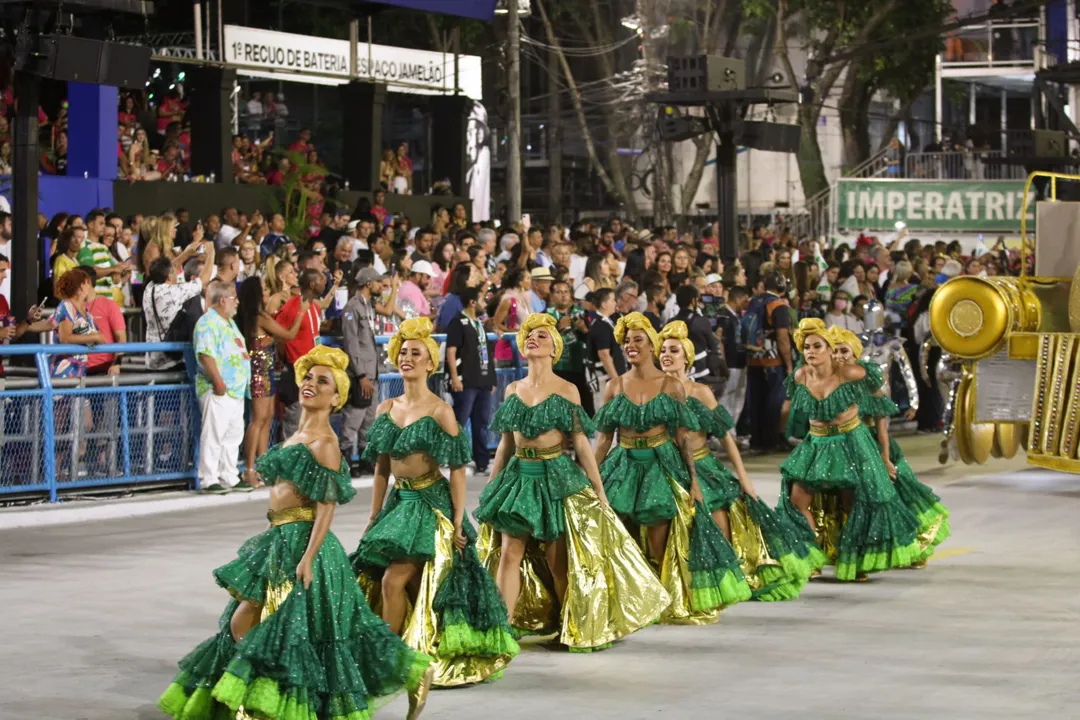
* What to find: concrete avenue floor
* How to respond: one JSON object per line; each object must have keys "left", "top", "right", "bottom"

{"left": 3, "top": 435, "right": 1079, "bottom": 719}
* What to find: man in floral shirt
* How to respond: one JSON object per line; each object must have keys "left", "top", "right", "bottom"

{"left": 193, "top": 280, "right": 250, "bottom": 493}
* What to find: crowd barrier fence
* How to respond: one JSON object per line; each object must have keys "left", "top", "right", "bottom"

{"left": 0, "top": 333, "right": 527, "bottom": 503}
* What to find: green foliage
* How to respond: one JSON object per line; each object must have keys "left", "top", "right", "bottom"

{"left": 266, "top": 151, "right": 327, "bottom": 244}
{"left": 852, "top": 0, "right": 950, "bottom": 105}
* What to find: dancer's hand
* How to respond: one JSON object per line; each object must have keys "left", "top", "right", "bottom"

{"left": 882, "top": 456, "right": 898, "bottom": 480}
{"left": 690, "top": 482, "right": 705, "bottom": 504}
{"left": 740, "top": 483, "right": 758, "bottom": 500}
{"left": 597, "top": 489, "right": 611, "bottom": 508}
{"left": 452, "top": 524, "right": 467, "bottom": 553}
{"left": 363, "top": 516, "right": 377, "bottom": 535}
{"left": 295, "top": 556, "right": 314, "bottom": 589}
{"left": 905, "top": 408, "right": 917, "bottom": 421}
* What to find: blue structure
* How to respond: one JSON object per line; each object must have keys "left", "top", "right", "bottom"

{"left": 0, "top": 334, "right": 523, "bottom": 503}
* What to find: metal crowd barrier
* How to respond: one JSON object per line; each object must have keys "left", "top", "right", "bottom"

{"left": 0, "top": 333, "right": 527, "bottom": 503}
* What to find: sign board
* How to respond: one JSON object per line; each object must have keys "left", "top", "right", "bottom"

{"left": 975, "top": 347, "right": 1036, "bottom": 423}
{"left": 223, "top": 25, "right": 483, "bottom": 100}
{"left": 835, "top": 179, "right": 1032, "bottom": 232}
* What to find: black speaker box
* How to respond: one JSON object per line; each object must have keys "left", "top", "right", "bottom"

{"left": 17, "top": 35, "right": 150, "bottom": 87}
{"left": 740, "top": 121, "right": 801, "bottom": 154}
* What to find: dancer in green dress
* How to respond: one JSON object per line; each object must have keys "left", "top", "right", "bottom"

{"left": 594, "top": 312, "right": 751, "bottom": 624}
{"left": 657, "top": 321, "right": 824, "bottom": 600}
{"left": 351, "top": 317, "right": 518, "bottom": 688}
{"left": 779, "top": 319, "right": 923, "bottom": 581}
{"left": 158, "top": 346, "right": 434, "bottom": 720}
{"left": 830, "top": 326, "right": 951, "bottom": 566}
{"left": 474, "top": 313, "right": 670, "bottom": 649}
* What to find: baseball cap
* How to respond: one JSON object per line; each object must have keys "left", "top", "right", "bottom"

{"left": 354, "top": 266, "right": 384, "bottom": 286}
{"left": 702, "top": 236, "right": 719, "bottom": 246}
{"left": 347, "top": 219, "right": 361, "bottom": 231}
{"left": 411, "top": 259, "right": 436, "bottom": 277}
{"left": 530, "top": 266, "right": 554, "bottom": 281}
{"left": 705, "top": 273, "right": 723, "bottom": 285}
{"left": 636, "top": 228, "right": 653, "bottom": 242}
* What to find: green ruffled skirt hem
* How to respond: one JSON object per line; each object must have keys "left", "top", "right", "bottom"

{"left": 159, "top": 523, "right": 432, "bottom": 720}
{"left": 688, "top": 501, "right": 752, "bottom": 611}
{"left": 601, "top": 442, "right": 690, "bottom": 527}
{"left": 474, "top": 454, "right": 589, "bottom": 542}
{"left": 889, "top": 439, "right": 951, "bottom": 557}
{"left": 693, "top": 453, "right": 818, "bottom": 601}
{"left": 779, "top": 426, "right": 922, "bottom": 579}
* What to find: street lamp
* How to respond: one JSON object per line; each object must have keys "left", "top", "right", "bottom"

{"left": 495, "top": 0, "right": 531, "bottom": 15}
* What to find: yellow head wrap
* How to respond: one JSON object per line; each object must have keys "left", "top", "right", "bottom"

{"left": 657, "top": 320, "right": 695, "bottom": 368}
{"left": 293, "top": 345, "right": 351, "bottom": 412}
{"left": 614, "top": 311, "right": 661, "bottom": 355}
{"left": 517, "top": 312, "right": 564, "bottom": 364}
{"left": 793, "top": 317, "right": 832, "bottom": 354}
{"left": 828, "top": 326, "right": 863, "bottom": 358}
{"left": 388, "top": 317, "right": 440, "bottom": 376}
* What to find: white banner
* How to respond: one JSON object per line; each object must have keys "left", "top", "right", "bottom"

{"left": 223, "top": 25, "right": 482, "bottom": 100}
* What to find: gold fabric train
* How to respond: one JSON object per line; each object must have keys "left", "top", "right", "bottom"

{"left": 653, "top": 476, "right": 720, "bottom": 625}
{"left": 477, "top": 487, "right": 670, "bottom": 648}
{"left": 359, "top": 505, "right": 512, "bottom": 687}
{"left": 726, "top": 498, "right": 783, "bottom": 591}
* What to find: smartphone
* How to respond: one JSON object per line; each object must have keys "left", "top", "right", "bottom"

{"left": 37, "top": 296, "right": 48, "bottom": 309}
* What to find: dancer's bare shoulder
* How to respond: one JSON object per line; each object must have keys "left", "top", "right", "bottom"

{"left": 661, "top": 374, "right": 687, "bottom": 403}
{"left": 688, "top": 380, "right": 718, "bottom": 409}
{"left": 552, "top": 377, "right": 581, "bottom": 406}
{"left": 306, "top": 435, "right": 342, "bottom": 472}
{"left": 838, "top": 363, "right": 867, "bottom": 382}
{"left": 431, "top": 401, "right": 461, "bottom": 437}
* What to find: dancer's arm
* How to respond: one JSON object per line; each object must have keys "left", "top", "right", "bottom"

{"left": 367, "top": 401, "right": 395, "bottom": 530}
{"left": 592, "top": 377, "right": 618, "bottom": 467}
{"left": 296, "top": 438, "right": 339, "bottom": 589}
{"left": 487, "top": 383, "right": 518, "bottom": 481}
{"left": 876, "top": 415, "right": 897, "bottom": 480}
{"left": 564, "top": 384, "right": 609, "bottom": 506}
{"left": 696, "top": 384, "right": 757, "bottom": 499}
{"left": 666, "top": 378, "right": 702, "bottom": 502}
{"left": 434, "top": 403, "right": 469, "bottom": 551}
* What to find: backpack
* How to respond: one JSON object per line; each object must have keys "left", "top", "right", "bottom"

{"left": 741, "top": 293, "right": 784, "bottom": 360}
{"left": 151, "top": 286, "right": 200, "bottom": 362}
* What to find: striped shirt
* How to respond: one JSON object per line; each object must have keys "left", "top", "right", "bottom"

{"left": 77, "top": 241, "right": 116, "bottom": 298}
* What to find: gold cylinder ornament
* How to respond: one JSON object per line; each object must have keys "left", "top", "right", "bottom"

{"left": 930, "top": 276, "right": 1040, "bottom": 360}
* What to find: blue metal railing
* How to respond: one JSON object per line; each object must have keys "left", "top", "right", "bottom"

{"left": 0, "top": 334, "right": 526, "bottom": 502}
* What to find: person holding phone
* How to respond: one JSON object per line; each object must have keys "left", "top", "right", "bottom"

{"left": 0, "top": 254, "right": 54, "bottom": 376}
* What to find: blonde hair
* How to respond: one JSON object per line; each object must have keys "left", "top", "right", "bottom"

{"left": 150, "top": 213, "right": 176, "bottom": 260}
{"left": 614, "top": 311, "right": 660, "bottom": 355}
{"left": 658, "top": 320, "right": 694, "bottom": 368}
{"left": 893, "top": 260, "right": 914, "bottom": 284}
{"left": 388, "top": 317, "right": 440, "bottom": 376}
{"left": 293, "top": 346, "right": 351, "bottom": 412}
{"left": 828, "top": 326, "right": 863, "bottom": 358}
{"left": 793, "top": 317, "right": 832, "bottom": 353}
{"left": 517, "top": 313, "right": 564, "bottom": 364}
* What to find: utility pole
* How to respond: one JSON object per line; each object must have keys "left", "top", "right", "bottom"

{"left": 507, "top": 4, "right": 522, "bottom": 223}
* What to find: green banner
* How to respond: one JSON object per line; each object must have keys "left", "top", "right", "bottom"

{"left": 835, "top": 179, "right": 1032, "bottom": 232}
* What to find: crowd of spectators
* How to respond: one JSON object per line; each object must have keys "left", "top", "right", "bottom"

{"left": 0, "top": 188, "right": 1015, "bottom": 487}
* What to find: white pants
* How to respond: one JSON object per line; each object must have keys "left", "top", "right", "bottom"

{"left": 720, "top": 367, "right": 747, "bottom": 430}
{"left": 198, "top": 393, "right": 245, "bottom": 488}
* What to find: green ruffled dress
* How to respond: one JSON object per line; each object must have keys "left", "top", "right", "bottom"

{"left": 350, "top": 414, "right": 518, "bottom": 687}
{"left": 686, "top": 398, "right": 825, "bottom": 601}
{"left": 159, "top": 443, "right": 431, "bottom": 720}
{"left": 596, "top": 393, "right": 752, "bottom": 619}
{"left": 474, "top": 393, "right": 671, "bottom": 648}
{"left": 857, "top": 363, "right": 951, "bottom": 561}
{"left": 779, "top": 372, "right": 923, "bottom": 581}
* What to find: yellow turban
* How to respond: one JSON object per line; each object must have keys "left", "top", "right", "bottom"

{"left": 793, "top": 317, "right": 832, "bottom": 354}
{"left": 388, "top": 317, "right": 440, "bottom": 376}
{"left": 517, "top": 312, "right": 564, "bottom": 364}
{"left": 657, "top": 320, "right": 695, "bottom": 368}
{"left": 828, "top": 326, "right": 863, "bottom": 358}
{"left": 293, "top": 345, "right": 351, "bottom": 412}
{"left": 614, "top": 311, "right": 660, "bottom": 355}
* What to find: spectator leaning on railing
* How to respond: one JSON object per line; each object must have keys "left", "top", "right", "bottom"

{"left": 0, "top": 254, "right": 53, "bottom": 377}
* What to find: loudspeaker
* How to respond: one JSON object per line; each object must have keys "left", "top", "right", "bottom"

{"left": 16, "top": 35, "right": 151, "bottom": 87}
{"left": 667, "top": 55, "right": 745, "bottom": 92}
{"left": 341, "top": 82, "right": 387, "bottom": 191}
{"left": 430, "top": 95, "right": 470, "bottom": 196}
{"left": 740, "top": 121, "right": 801, "bottom": 153}
{"left": 187, "top": 66, "right": 237, "bottom": 181}
{"left": 100, "top": 43, "right": 153, "bottom": 89}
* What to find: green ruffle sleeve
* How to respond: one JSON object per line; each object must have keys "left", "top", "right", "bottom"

{"left": 361, "top": 414, "right": 472, "bottom": 468}
{"left": 490, "top": 393, "right": 596, "bottom": 439}
{"left": 594, "top": 393, "right": 700, "bottom": 435}
{"left": 787, "top": 379, "right": 866, "bottom": 423}
{"left": 255, "top": 444, "right": 355, "bottom": 505}
{"left": 686, "top": 397, "right": 734, "bottom": 438}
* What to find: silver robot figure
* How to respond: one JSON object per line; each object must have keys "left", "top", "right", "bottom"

{"left": 857, "top": 300, "right": 919, "bottom": 419}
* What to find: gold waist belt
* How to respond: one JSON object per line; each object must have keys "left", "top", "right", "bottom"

{"left": 396, "top": 468, "right": 443, "bottom": 491}
{"left": 692, "top": 445, "right": 711, "bottom": 461}
{"left": 267, "top": 505, "right": 316, "bottom": 527}
{"left": 515, "top": 444, "right": 564, "bottom": 460}
{"left": 619, "top": 432, "right": 670, "bottom": 450}
{"left": 809, "top": 417, "right": 862, "bottom": 437}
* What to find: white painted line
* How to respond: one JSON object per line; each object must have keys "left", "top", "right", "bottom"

{"left": 0, "top": 477, "right": 375, "bottom": 530}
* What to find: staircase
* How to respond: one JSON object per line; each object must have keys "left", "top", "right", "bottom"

{"left": 789, "top": 145, "right": 894, "bottom": 240}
